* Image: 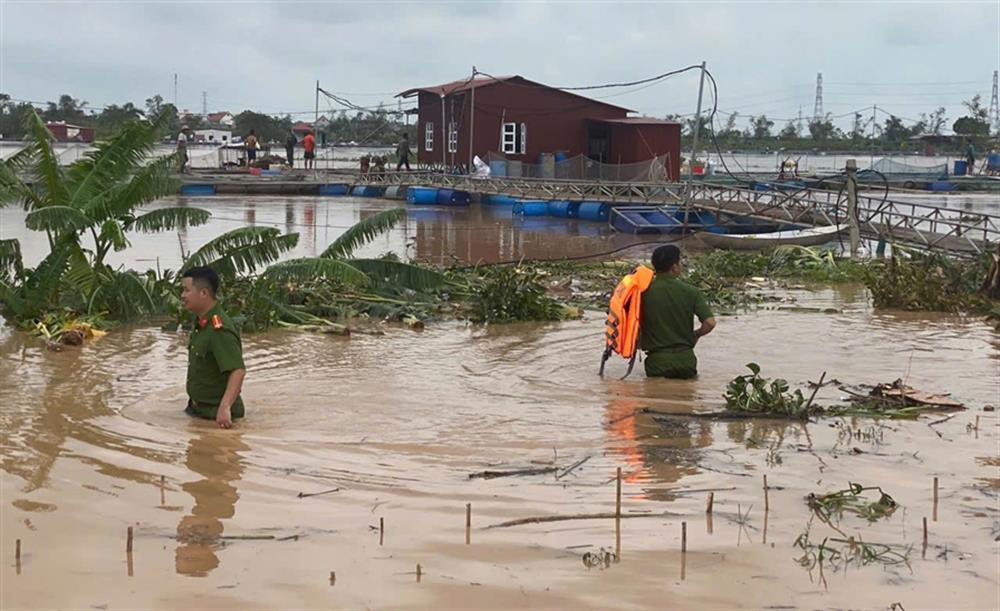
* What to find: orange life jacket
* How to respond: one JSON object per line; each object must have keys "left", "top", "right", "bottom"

{"left": 599, "top": 264, "right": 655, "bottom": 378}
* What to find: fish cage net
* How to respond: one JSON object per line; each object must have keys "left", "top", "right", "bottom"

{"left": 484, "top": 152, "right": 674, "bottom": 182}
{"left": 870, "top": 157, "right": 948, "bottom": 175}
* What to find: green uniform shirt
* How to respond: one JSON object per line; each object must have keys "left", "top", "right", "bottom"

{"left": 640, "top": 275, "right": 713, "bottom": 378}
{"left": 186, "top": 304, "right": 245, "bottom": 420}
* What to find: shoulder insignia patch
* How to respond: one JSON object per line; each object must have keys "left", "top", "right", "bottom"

{"left": 211, "top": 314, "right": 223, "bottom": 330}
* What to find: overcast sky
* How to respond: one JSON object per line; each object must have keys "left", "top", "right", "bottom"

{"left": 2, "top": 1, "right": 998, "bottom": 130}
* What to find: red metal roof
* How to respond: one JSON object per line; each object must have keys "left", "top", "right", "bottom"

{"left": 397, "top": 75, "right": 632, "bottom": 112}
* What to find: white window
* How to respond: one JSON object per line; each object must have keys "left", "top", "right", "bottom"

{"left": 447, "top": 122, "right": 458, "bottom": 153}
{"left": 425, "top": 121, "right": 434, "bottom": 152}
{"left": 501, "top": 122, "right": 526, "bottom": 154}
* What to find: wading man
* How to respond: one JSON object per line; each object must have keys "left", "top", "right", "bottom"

{"left": 640, "top": 245, "right": 716, "bottom": 378}
{"left": 181, "top": 267, "right": 246, "bottom": 428}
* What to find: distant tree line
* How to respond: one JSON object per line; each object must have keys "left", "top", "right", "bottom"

{"left": 2, "top": 91, "right": 991, "bottom": 152}
{"left": 0, "top": 93, "right": 415, "bottom": 146}
{"left": 668, "top": 94, "right": 994, "bottom": 153}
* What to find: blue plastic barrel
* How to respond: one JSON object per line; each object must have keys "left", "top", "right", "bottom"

{"left": 407, "top": 186, "right": 439, "bottom": 205}
{"left": 383, "top": 185, "right": 402, "bottom": 199}
{"left": 489, "top": 160, "right": 507, "bottom": 177}
{"left": 351, "top": 185, "right": 368, "bottom": 197}
{"left": 929, "top": 181, "right": 956, "bottom": 192}
{"left": 484, "top": 194, "right": 517, "bottom": 206}
{"left": 513, "top": 200, "right": 549, "bottom": 216}
{"left": 547, "top": 200, "right": 579, "bottom": 218}
{"left": 179, "top": 184, "right": 216, "bottom": 196}
{"left": 953, "top": 160, "right": 968, "bottom": 176}
{"left": 436, "top": 189, "right": 471, "bottom": 206}
{"left": 988, "top": 153, "right": 1000, "bottom": 169}
{"left": 554, "top": 151, "right": 569, "bottom": 162}
{"left": 319, "top": 184, "right": 349, "bottom": 196}
{"left": 577, "top": 201, "right": 610, "bottom": 222}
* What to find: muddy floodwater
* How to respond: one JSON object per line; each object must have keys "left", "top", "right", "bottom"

{"left": 2, "top": 196, "right": 999, "bottom": 610}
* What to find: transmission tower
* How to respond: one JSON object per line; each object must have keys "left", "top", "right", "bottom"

{"left": 990, "top": 70, "right": 999, "bottom": 134}
{"left": 813, "top": 73, "right": 823, "bottom": 123}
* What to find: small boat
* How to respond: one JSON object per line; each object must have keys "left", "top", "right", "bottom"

{"left": 697, "top": 225, "right": 843, "bottom": 250}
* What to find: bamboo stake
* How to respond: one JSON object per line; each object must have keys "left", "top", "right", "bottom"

{"left": 465, "top": 503, "right": 471, "bottom": 545}
{"left": 126, "top": 526, "right": 133, "bottom": 553}
{"left": 922, "top": 516, "right": 928, "bottom": 546}
{"left": 159, "top": 475, "right": 165, "bottom": 506}
{"left": 330, "top": 571, "right": 336, "bottom": 586}
{"left": 706, "top": 492, "right": 714, "bottom": 515}
{"left": 615, "top": 467, "right": 622, "bottom": 518}
{"left": 933, "top": 477, "right": 939, "bottom": 522}
{"left": 15, "top": 539, "right": 20, "bottom": 562}
{"left": 615, "top": 517, "right": 621, "bottom": 563}
{"left": 681, "top": 521, "right": 687, "bottom": 580}
{"left": 379, "top": 517, "right": 384, "bottom": 546}
{"left": 416, "top": 563, "right": 422, "bottom": 582}
{"left": 763, "top": 474, "right": 769, "bottom": 512}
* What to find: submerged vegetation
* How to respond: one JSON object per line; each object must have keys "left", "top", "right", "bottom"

{"left": 724, "top": 362, "right": 813, "bottom": 419}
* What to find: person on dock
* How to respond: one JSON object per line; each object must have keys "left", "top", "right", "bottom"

{"left": 965, "top": 140, "right": 976, "bottom": 176}
{"left": 176, "top": 126, "right": 191, "bottom": 173}
{"left": 285, "top": 131, "right": 296, "bottom": 169}
{"left": 303, "top": 130, "right": 316, "bottom": 169}
{"left": 245, "top": 130, "right": 259, "bottom": 165}
{"left": 640, "top": 245, "right": 716, "bottom": 379}
{"left": 181, "top": 266, "right": 246, "bottom": 429}
{"left": 396, "top": 132, "right": 412, "bottom": 171}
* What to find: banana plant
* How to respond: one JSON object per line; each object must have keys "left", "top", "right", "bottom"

{"left": 0, "top": 110, "right": 210, "bottom": 320}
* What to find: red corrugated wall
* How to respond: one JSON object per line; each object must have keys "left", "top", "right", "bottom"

{"left": 415, "top": 81, "right": 628, "bottom": 166}
{"left": 608, "top": 123, "right": 682, "bottom": 180}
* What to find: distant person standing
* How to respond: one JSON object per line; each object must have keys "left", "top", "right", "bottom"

{"left": 285, "top": 131, "right": 296, "bottom": 168}
{"left": 176, "top": 126, "right": 191, "bottom": 173}
{"left": 245, "top": 130, "right": 259, "bottom": 165}
{"left": 303, "top": 130, "right": 316, "bottom": 169}
{"left": 396, "top": 132, "right": 411, "bottom": 171}
{"left": 965, "top": 141, "right": 976, "bottom": 176}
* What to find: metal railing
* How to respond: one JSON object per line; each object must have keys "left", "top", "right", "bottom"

{"left": 351, "top": 171, "right": 998, "bottom": 255}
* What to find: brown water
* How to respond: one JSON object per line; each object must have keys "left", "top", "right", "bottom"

{"left": 0, "top": 195, "right": 651, "bottom": 269}
{"left": 2, "top": 198, "right": 999, "bottom": 609}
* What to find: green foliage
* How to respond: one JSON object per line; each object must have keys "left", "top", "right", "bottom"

{"left": 806, "top": 482, "right": 898, "bottom": 524}
{"left": 0, "top": 110, "right": 210, "bottom": 324}
{"left": 321, "top": 208, "right": 406, "bottom": 259}
{"left": 724, "top": 362, "right": 811, "bottom": 418}
{"left": 863, "top": 250, "right": 992, "bottom": 313}
{"left": 467, "top": 265, "right": 569, "bottom": 324}
{"left": 181, "top": 227, "right": 299, "bottom": 279}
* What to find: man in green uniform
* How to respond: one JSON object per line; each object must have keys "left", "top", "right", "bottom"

{"left": 180, "top": 266, "right": 246, "bottom": 428}
{"left": 640, "top": 245, "right": 716, "bottom": 378}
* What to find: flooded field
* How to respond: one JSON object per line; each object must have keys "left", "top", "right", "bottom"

{"left": 2, "top": 196, "right": 999, "bottom": 609}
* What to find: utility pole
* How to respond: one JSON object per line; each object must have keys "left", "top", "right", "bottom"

{"left": 845, "top": 159, "right": 860, "bottom": 258}
{"left": 202, "top": 91, "right": 207, "bottom": 120}
{"left": 990, "top": 70, "right": 999, "bottom": 134}
{"left": 468, "top": 66, "right": 476, "bottom": 172}
{"left": 797, "top": 106, "right": 803, "bottom": 137}
{"left": 870, "top": 104, "right": 877, "bottom": 169}
{"left": 314, "top": 80, "right": 320, "bottom": 167}
{"left": 685, "top": 60, "right": 707, "bottom": 206}
{"left": 173, "top": 73, "right": 178, "bottom": 107}
{"left": 440, "top": 93, "right": 447, "bottom": 169}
